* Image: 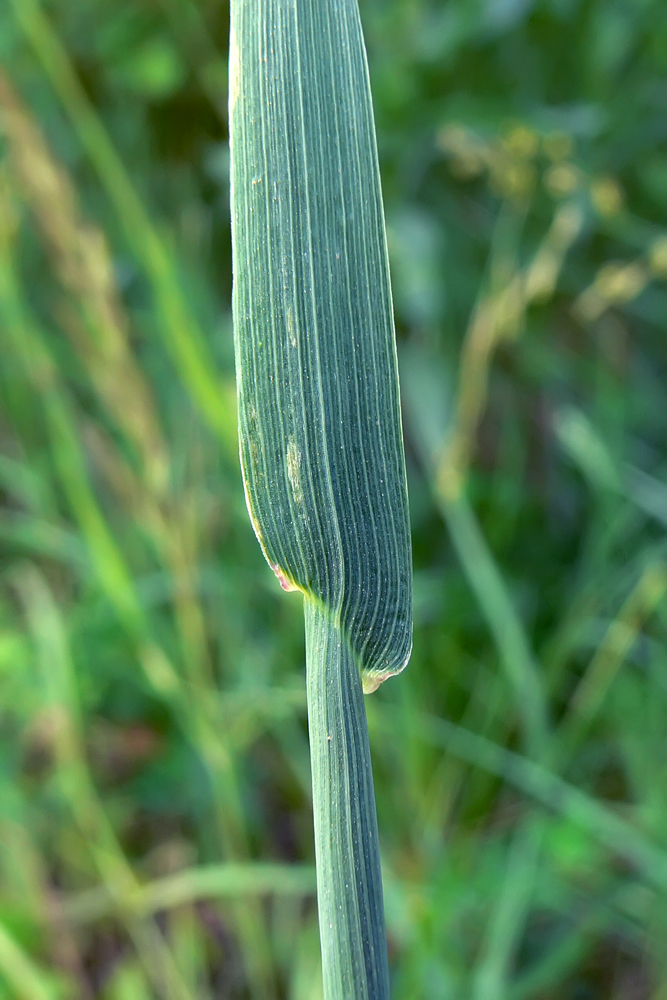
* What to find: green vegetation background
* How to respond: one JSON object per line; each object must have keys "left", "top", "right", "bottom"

{"left": 0, "top": 0, "right": 666, "bottom": 997}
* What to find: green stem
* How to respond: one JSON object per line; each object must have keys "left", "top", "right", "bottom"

{"left": 305, "top": 599, "right": 390, "bottom": 1000}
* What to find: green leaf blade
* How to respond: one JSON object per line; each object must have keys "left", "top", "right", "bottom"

{"left": 230, "top": 0, "right": 412, "bottom": 688}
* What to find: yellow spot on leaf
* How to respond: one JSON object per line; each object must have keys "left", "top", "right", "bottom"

{"left": 286, "top": 305, "right": 297, "bottom": 348}
{"left": 286, "top": 438, "right": 303, "bottom": 506}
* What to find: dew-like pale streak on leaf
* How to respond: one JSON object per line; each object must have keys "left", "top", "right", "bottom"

{"left": 229, "top": 1, "right": 412, "bottom": 996}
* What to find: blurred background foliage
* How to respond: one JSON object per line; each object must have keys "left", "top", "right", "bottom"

{"left": 0, "top": 0, "right": 666, "bottom": 996}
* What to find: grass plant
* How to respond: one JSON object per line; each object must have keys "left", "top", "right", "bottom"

{"left": 0, "top": 0, "right": 667, "bottom": 996}
{"left": 229, "top": 2, "right": 411, "bottom": 994}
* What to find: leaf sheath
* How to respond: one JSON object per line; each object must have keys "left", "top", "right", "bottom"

{"left": 305, "top": 598, "right": 390, "bottom": 1000}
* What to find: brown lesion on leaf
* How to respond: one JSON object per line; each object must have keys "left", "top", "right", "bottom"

{"left": 270, "top": 563, "right": 299, "bottom": 592}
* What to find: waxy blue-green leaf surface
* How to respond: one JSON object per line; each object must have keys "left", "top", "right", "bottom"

{"left": 229, "top": 0, "right": 412, "bottom": 691}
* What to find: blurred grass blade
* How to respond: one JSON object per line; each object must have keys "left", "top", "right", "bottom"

{"left": 437, "top": 493, "right": 548, "bottom": 756}
{"left": 230, "top": 0, "right": 412, "bottom": 996}
{"left": 0, "top": 920, "right": 57, "bottom": 1000}
{"left": 7, "top": 0, "right": 236, "bottom": 450}
{"left": 65, "top": 862, "right": 316, "bottom": 923}
{"left": 410, "top": 711, "right": 667, "bottom": 894}
{"left": 13, "top": 566, "right": 197, "bottom": 1000}
{"left": 472, "top": 819, "right": 543, "bottom": 1000}
{"left": 0, "top": 213, "right": 180, "bottom": 699}
{"left": 0, "top": 70, "right": 170, "bottom": 495}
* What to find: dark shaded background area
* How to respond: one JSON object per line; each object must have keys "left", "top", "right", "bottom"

{"left": 0, "top": 0, "right": 666, "bottom": 997}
